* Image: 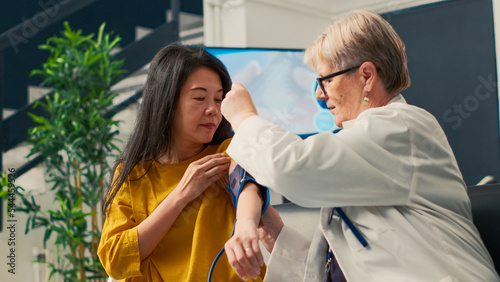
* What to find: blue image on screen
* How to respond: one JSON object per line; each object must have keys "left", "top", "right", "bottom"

{"left": 206, "top": 47, "right": 340, "bottom": 135}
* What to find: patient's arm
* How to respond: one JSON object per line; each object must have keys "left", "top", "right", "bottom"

{"left": 225, "top": 162, "right": 265, "bottom": 281}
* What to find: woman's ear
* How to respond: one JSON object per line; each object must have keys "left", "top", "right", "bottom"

{"left": 359, "top": 61, "right": 378, "bottom": 92}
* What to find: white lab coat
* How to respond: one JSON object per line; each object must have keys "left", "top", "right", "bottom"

{"left": 227, "top": 95, "right": 500, "bottom": 282}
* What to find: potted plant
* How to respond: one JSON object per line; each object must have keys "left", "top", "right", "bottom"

{"left": 15, "top": 21, "right": 125, "bottom": 281}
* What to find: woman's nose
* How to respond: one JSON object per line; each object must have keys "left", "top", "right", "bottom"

{"left": 206, "top": 102, "right": 219, "bottom": 115}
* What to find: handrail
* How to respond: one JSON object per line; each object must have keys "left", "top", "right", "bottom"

{"left": 0, "top": 0, "right": 99, "bottom": 52}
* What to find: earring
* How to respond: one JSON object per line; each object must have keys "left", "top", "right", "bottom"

{"left": 363, "top": 96, "right": 369, "bottom": 106}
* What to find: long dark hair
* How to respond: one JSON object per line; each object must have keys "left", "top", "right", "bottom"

{"left": 103, "top": 43, "right": 232, "bottom": 213}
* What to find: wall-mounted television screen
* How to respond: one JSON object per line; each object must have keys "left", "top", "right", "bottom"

{"left": 206, "top": 47, "right": 340, "bottom": 137}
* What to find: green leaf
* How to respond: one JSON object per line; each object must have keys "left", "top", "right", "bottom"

{"left": 73, "top": 196, "right": 82, "bottom": 212}
{"left": 43, "top": 228, "right": 53, "bottom": 249}
{"left": 0, "top": 190, "right": 8, "bottom": 199}
{"left": 25, "top": 216, "right": 31, "bottom": 234}
{"left": 27, "top": 112, "right": 50, "bottom": 126}
{"left": 30, "top": 69, "right": 46, "bottom": 78}
{"left": 96, "top": 22, "right": 106, "bottom": 47}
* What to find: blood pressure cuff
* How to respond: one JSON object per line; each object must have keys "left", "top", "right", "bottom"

{"left": 228, "top": 164, "right": 270, "bottom": 216}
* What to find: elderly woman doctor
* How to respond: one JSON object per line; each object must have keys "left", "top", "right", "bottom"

{"left": 221, "top": 9, "right": 499, "bottom": 282}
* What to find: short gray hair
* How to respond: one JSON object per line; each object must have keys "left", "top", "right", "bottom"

{"left": 304, "top": 9, "right": 410, "bottom": 94}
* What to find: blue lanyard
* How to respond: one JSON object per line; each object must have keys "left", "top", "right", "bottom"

{"left": 328, "top": 208, "right": 368, "bottom": 247}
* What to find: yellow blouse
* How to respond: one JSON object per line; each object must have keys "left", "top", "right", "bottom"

{"left": 98, "top": 139, "right": 265, "bottom": 281}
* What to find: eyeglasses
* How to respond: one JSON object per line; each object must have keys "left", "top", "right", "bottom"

{"left": 316, "top": 65, "right": 361, "bottom": 95}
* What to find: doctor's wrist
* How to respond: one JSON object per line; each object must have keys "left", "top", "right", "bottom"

{"left": 230, "top": 113, "right": 257, "bottom": 132}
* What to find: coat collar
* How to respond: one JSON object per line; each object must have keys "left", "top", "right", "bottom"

{"left": 341, "top": 94, "right": 406, "bottom": 128}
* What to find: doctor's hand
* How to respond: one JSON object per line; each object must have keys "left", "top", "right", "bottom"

{"left": 221, "top": 83, "right": 258, "bottom": 132}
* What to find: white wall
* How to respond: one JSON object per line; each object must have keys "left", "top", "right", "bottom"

{"left": 0, "top": 168, "right": 56, "bottom": 282}
{"left": 204, "top": 0, "right": 446, "bottom": 49}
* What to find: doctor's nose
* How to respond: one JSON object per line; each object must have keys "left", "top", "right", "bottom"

{"left": 316, "top": 85, "right": 328, "bottom": 101}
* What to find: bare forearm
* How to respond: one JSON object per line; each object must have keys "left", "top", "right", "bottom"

{"left": 236, "top": 183, "right": 262, "bottom": 224}
{"left": 226, "top": 183, "right": 265, "bottom": 280}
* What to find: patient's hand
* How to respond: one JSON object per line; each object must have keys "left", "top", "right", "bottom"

{"left": 225, "top": 218, "right": 264, "bottom": 281}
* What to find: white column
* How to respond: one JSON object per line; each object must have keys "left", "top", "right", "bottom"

{"left": 204, "top": 0, "right": 248, "bottom": 47}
